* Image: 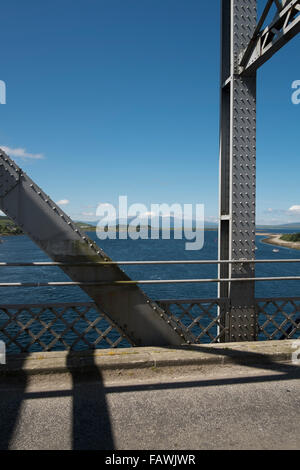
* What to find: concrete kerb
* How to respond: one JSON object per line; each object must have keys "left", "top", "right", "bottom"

{"left": 1, "top": 339, "right": 300, "bottom": 377}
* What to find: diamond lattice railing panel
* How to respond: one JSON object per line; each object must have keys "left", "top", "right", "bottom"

{"left": 1, "top": 297, "right": 299, "bottom": 353}
{"left": 157, "top": 299, "right": 229, "bottom": 344}
{"left": 256, "top": 298, "right": 300, "bottom": 341}
{"left": 0, "top": 303, "right": 132, "bottom": 353}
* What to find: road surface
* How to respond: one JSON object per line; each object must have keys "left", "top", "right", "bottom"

{"left": 0, "top": 361, "right": 299, "bottom": 450}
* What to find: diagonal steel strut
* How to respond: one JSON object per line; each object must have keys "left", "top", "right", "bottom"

{"left": 0, "top": 149, "right": 191, "bottom": 347}
{"left": 240, "top": 0, "right": 300, "bottom": 74}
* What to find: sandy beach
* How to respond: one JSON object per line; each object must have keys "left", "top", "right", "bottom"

{"left": 261, "top": 234, "right": 300, "bottom": 251}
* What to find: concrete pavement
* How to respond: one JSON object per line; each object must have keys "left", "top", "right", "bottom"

{"left": 0, "top": 340, "right": 300, "bottom": 450}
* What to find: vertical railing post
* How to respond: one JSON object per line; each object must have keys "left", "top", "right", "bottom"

{"left": 218, "top": 0, "right": 257, "bottom": 342}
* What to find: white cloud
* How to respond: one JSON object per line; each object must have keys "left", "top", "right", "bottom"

{"left": 97, "top": 203, "right": 112, "bottom": 208}
{"left": 81, "top": 211, "right": 95, "bottom": 217}
{"left": 1, "top": 145, "right": 44, "bottom": 160}
{"left": 56, "top": 199, "right": 70, "bottom": 206}
{"left": 288, "top": 205, "right": 300, "bottom": 213}
{"left": 141, "top": 211, "right": 156, "bottom": 217}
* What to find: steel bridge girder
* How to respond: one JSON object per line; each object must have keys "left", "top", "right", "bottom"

{"left": 0, "top": 150, "right": 191, "bottom": 347}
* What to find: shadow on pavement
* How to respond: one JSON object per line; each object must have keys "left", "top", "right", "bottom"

{"left": 1, "top": 343, "right": 300, "bottom": 449}
{"left": 171, "top": 343, "right": 300, "bottom": 375}
{"left": 103, "top": 363, "right": 300, "bottom": 395}
{"left": 0, "top": 355, "right": 27, "bottom": 450}
{"left": 66, "top": 351, "right": 114, "bottom": 450}
{"left": 0, "top": 351, "right": 114, "bottom": 450}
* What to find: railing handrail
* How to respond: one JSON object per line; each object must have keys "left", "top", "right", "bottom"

{"left": 0, "top": 297, "right": 299, "bottom": 308}
{"left": 158, "top": 296, "right": 300, "bottom": 303}
{"left": 1, "top": 297, "right": 299, "bottom": 307}
{"left": 0, "top": 259, "right": 300, "bottom": 267}
{"left": 0, "top": 276, "right": 300, "bottom": 287}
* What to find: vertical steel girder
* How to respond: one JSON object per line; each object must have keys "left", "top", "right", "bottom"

{"left": 0, "top": 150, "right": 190, "bottom": 347}
{"left": 219, "top": 0, "right": 257, "bottom": 342}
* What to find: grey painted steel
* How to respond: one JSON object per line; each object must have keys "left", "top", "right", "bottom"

{"left": 0, "top": 302, "right": 130, "bottom": 352}
{"left": 159, "top": 297, "right": 300, "bottom": 343}
{"left": 240, "top": 0, "right": 300, "bottom": 74}
{"left": 0, "top": 150, "right": 190, "bottom": 347}
{"left": 218, "top": 0, "right": 299, "bottom": 343}
{"left": 240, "top": 0, "right": 293, "bottom": 69}
{"left": 219, "top": 0, "right": 257, "bottom": 342}
{"left": 158, "top": 299, "right": 229, "bottom": 344}
{"left": 256, "top": 297, "right": 300, "bottom": 340}
{"left": 1, "top": 297, "right": 299, "bottom": 352}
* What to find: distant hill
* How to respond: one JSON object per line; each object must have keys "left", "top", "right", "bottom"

{"left": 76, "top": 217, "right": 218, "bottom": 230}
{"left": 0, "top": 217, "right": 98, "bottom": 235}
{"left": 2, "top": 213, "right": 300, "bottom": 236}
{"left": 80, "top": 219, "right": 300, "bottom": 233}
{"left": 80, "top": 218, "right": 300, "bottom": 231}
{"left": 0, "top": 216, "right": 23, "bottom": 235}
{"left": 76, "top": 222, "right": 151, "bottom": 232}
{"left": 75, "top": 221, "right": 97, "bottom": 231}
{"left": 257, "top": 222, "right": 300, "bottom": 230}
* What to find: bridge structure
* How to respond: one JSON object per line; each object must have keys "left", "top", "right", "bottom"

{"left": 0, "top": 0, "right": 300, "bottom": 353}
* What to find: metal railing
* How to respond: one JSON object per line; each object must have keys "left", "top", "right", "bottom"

{"left": 0, "top": 259, "right": 300, "bottom": 353}
{"left": 158, "top": 297, "right": 300, "bottom": 344}
{"left": 0, "top": 259, "right": 300, "bottom": 287}
{"left": 0, "top": 302, "right": 129, "bottom": 353}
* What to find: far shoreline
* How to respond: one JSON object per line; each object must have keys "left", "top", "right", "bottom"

{"left": 261, "top": 234, "right": 300, "bottom": 251}
{"left": 0, "top": 227, "right": 220, "bottom": 237}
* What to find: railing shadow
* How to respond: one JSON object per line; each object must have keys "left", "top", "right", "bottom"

{"left": 0, "top": 355, "right": 27, "bottom": 450}
{"left": 1, "top": 342, "right": 300, "bottom": 449}
{"left": 98, "top": 342, "right": 300, "bottom": 397}
{"left": 167, "top": 343, "right": 300, "bottom": 375}
{"left": 0, "top": 350, "right": 114, "bottom": 450}
{"left": 66, "top": 350, "right": 114, "bottom": 450}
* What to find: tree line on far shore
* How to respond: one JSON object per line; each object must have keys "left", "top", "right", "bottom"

{"left": 280, "top": 233, "right": 300, "bottom": 243}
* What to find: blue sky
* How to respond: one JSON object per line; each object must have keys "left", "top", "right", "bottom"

{"left": 0, "top": 0, "right": 299, "bottom": 225}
